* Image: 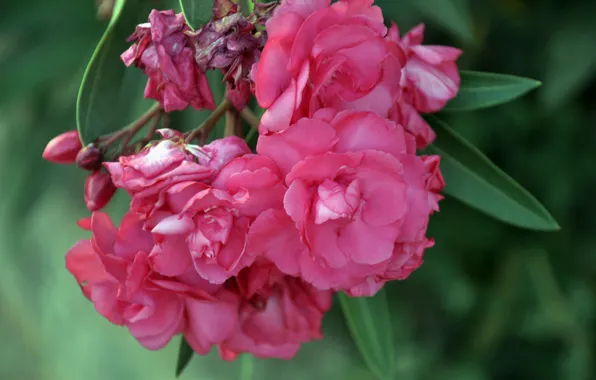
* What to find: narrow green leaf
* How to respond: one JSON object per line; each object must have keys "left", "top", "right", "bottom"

{"left": 338, "top": 289, "right": 395, "bottom": 380}
{"left": 426, "top": 117, "right": 559, "bottom": 231}
{"left": 175, "top": 336, "right": 194, "bottom": 378}
{"left": 444, "top": 71, "right": 542, "bottom": 112}
{"left": 76, "top": 0, "right": 151, "bottom": 144}
{"left": 407, "top": 0, "right": 475, "bottom": 44}
{"left": 239, "top": 354, "right": 254, "bottom": 380}
{"left": 179, "top": 0, "right": 212, "bottom": 30}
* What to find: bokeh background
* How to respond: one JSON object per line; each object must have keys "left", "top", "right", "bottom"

{"left": 1, "top": 0, "right": 595, "bottom": 379}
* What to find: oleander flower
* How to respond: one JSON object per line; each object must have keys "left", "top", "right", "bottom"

{"left": 104, "top": 131, "right": 249, "bottom": 218}
{"left": 253, "top": 110, "right": 443, "bottom": 294}
{"left": 388, "top": 22, "right": 462, "bottom": 113}
{"left": 65, "top": 212, "right": 237, "bottom": 352}
{"left": 219, "top": 261, "right": 332, "bottom": 359}
{"left": 148, "top": 153, "right": 286, "bottom": 284}
{"left": 253, "top": 0, "right": 405, "bottom": 134}
{"left": 121, "top": 10, "right": 215, "bottom": 112}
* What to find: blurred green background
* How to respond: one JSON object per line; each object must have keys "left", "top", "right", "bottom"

{"left": 1, "top": 0, "right": 595, "bottom": 379}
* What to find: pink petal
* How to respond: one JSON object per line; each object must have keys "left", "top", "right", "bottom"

{"left": 257, "top": 117, "right": 338, "bottom": 175}
{"left": 255, "top": 39, "right": 292, "bottom": 108}
{"left": 184, "top": 295, "right": 239, "bottom": 354}
{"left": 332, "top": 111, "right": 407, "bottom": 157}
{"left": 337, "top": 217, "right": 397, "bottom": 265}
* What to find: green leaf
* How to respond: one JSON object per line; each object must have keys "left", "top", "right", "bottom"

{"left": 175, "top": 337, "right": 194, "bottom": 378}
{"left": 407, "top": 0, "right": 475, "bottom": 44}
{"left": 539, "top": 4, "right": 596, "bottom": 108}
{"left": 179, "top": 0, "right": 212, "bottom": 30}
{"left": 338, "top": 289, "right": 395, "bottom": 380}
{"left": 444, "top": 71, "right": 542, "bottom": 112}
{"left": 239, "top": 354, "right": 254, "bottom": 380}
{"left": 426, "top": 117, "right": 559, "bottom": 231}
{"left": 76, "top": 0, "right": 151, "bottom": 144}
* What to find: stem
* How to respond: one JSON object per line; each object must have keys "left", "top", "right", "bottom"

{"left": 225, "top": 108, "right": 242, "bottom": 137}
{"left": 185, "top": 98, "right": 232, "bottom": 143}
{"left": 102, "top": 102, "right": 163, "bottom": 147}
{"left": 130, "top": 114, "right": 162, "bottom": 153}
{"left": 240, "top": 107, "right": 260, "bottom": 130}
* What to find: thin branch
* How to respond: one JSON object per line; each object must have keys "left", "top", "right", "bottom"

{"left": 185, "top": 98, "right": 232, "bottom": 143}
{"left": 101, "top": 102, "right": 163, "bottom": 147}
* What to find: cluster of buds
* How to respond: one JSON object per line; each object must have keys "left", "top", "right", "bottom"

{"left": 42, "top": 131, "right": 116, "bottom": 211}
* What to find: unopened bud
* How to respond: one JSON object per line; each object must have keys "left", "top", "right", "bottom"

{"left": 42, "top": 130, "right": 82, "bottom": 164}
{"left": 76, "top": 145, "right": 102, "bottom": 171}
{"left": 84, "top": 170, "right": 117, "bottom": 212}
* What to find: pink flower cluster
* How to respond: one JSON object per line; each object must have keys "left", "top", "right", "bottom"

{"left": 62, "top": 0, "right": 460, "bottom": 360}
{"left": 68, "top": 132, "right": 330, "bottom": 359}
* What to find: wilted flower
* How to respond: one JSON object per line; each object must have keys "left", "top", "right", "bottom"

{"left": 188, "top": 3, "right": 267, "bottom": 105}
{"left": 121, "top": 10, "right": 215, "bottom": 112}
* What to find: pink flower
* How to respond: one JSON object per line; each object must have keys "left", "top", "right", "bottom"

{"left": 104, "top": 132, "right": 249, "bottom": 217}
{"left": 253, "top": 0, "right": 405, "bottom": 134}
{"left": 42, "top": 130, "right": 82, "bottom": 164}
{"left": 219, "top": 261, "right": 332, "bottom": 359}
{"left": 389, "top": 23, "right": 462, "bottom": 113}
{"left": 149, "top": 154, "right": 286, "bottom": 284}
{"left": 121, "top": 10, "right": 215, "bottom": 112}
{"left": 253, "top": 110, "right": 443, "bottom": 294}
{"left": 65, "top": 212, "right": 238, "bottom": 352}
{"left": 84, "top": 169, "right": 117, "bottom": 211}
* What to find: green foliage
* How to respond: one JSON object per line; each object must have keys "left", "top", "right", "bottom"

{"left": 339, "top": 290, "right": 395, "bottom": 380}
{"left": 76, "top": 0, "right": 152, "bottom": 144}
{"left": 427, "top": 116, "right": 559, "bottom": 231}
{"left": 539, "top": 2, "right": 596, "bottom": 108}
{"left": 175, "top": 337, "right": 194, "bottom": 377}
{"left": 180, "top": 0, "right": 213, "bottom": 30}
{"left": 444, "top": 71, "right": 542, "bottom": 112}
{"left": 406, "top": 0, "right": 475, "bottom": 44}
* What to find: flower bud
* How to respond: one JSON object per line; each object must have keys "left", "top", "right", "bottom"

{"left": 42, "top": 130, "right": 82, "bottom": 164}
{"left": 76, "top": 145, "right": 103, "bottom": 171}
{"left": 84, "top": 170, "right": 117, "bottom": 212}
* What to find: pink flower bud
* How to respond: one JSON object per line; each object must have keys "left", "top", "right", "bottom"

{"left": 84, "top": 170, "right": 117, "bottom": 212}
{"left": 76, "top": 145, "right": 102, "bottom": 171}
{"left": 42, "top": 130, "right": 82, "bottom": 164}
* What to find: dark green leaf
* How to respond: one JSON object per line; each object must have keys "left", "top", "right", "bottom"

{"left": 338, "top": 289, "right": 395, "bottom": 380}
{"left": 407, "top": 0, "right": 475, "bottom": 44}
{"left": 444, "top": 71, "right": 542, "bottom": 112}
{"left": 76, "top": 0, "right": 151, "bottom": 144}
{"left": 539, "top": 4, "right": 596, "bottom": 108}
{"left": 175, "top": 336, "right": 194, "bottom": 377}
{"left": 426, "top": 117, "right": 559, "bottom": 231}
{"left": 179, "top": 0, "right": 212, "bottom": 30}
